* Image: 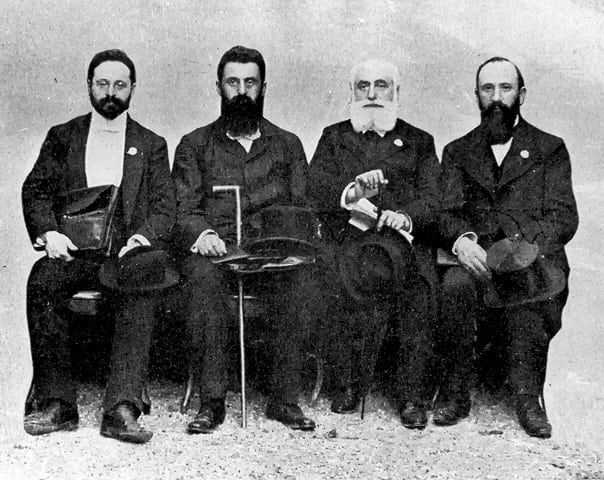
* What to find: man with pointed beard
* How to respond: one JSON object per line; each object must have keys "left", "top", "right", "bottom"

{"left": 308, "top": 59, "right": 441, "bottom": 429}
{"left": 22, "top": 49, "right": 176, "bottom": 443}
{"left": 437, "top": 57, "right": 578, "bottom": 438}
{"left": 172, "top": 45, "right": 322, "bottom": 433}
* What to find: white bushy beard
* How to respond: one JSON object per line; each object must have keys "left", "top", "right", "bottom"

{"left": 350, "top": 99, "right": 398, "bottom": 133}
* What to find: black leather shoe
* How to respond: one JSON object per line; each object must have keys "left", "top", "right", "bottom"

{"left": 187, "top": 400, "right": 226, "bottom": 434}
{"left": 100, "top": 401, "right": 153, "bottom": 444}
{"left": 433, "top": 396, "right": 471, "bottom": 426}
{"left": 399, "top": 401, "right": 427, "bottom": 430}
{"left": 331, "top": 387, "right": 360, "bottom": 414}
{"left": 266, "top": 402, "right": 316, "bottom": 431}
{"left": 516, "top": 395, "right": 552, "bottom": 439}
{"left": 24, "top": 399, "right": 79, "bottom": 436}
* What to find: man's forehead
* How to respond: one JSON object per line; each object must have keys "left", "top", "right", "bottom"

{"left": 223, "top": 62, "right": 260, "bottom": 78}
{"left": 478, "top": 61, "right": 519, "bottom": 86}
{"left": 355, "top": 64, "right": 394, "bottom": 84}
{"left": 93, "top": 61, "right": 131, "bottom": 80}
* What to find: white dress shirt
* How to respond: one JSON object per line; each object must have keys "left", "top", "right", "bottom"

{"left": 85, "top": 110, "right": 127, "bottom": 187}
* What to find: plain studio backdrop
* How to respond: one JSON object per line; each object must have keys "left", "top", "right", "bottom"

{"left": 1, "top": 0, "right": 603, "bottom": 449}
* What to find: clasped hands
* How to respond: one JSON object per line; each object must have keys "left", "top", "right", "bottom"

{"left": 349, "top": 169, "right": 411, "bottom": 233}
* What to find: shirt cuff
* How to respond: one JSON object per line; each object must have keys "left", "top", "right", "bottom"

{"left": 340, "top": 182, "right": 356, "bottom": 210}
{"left": 452, "top": 232, "right": 478, "bottom": 255}
{"left": 190, "top": 229, "right": 217, "bottom": 253}
{"left": 129, "top": 234, "right": 150, "bottom": 247}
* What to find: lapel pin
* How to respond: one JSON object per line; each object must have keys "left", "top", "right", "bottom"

{"left": 127, "top": 147, "right": 138, "bottom": 156}
{"left": 520, "top": 149, "right": 529, "bottom": 159}
{"left": 393, "top": 138, "right": 403, "bottom": 147}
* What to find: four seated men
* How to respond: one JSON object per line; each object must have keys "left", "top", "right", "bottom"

{"left": 21, "top": 48, "right": 577, "bottom": 441}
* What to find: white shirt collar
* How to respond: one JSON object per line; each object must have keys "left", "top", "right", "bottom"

{"left": 226, "top": 128, "right": 261, "bottom": 141}
{"left": 90, "top": 109, "right": 128, "bottom": 133}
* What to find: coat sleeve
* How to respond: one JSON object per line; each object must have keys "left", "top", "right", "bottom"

{"left": 307, "top": 128, "right": 351, "bottom": 212}
{"left": 396, "top": 133, "right": 441, "bottom": 236}
{"left": 438, "top": 143, "right": 475, "bottom": 250}
{"left": 508, "top": 140, "right": 578, "bottom": 254}
{"left": 171, "top": 133, "right": 214, "bottom": 250}
{"left": 21, "top": 127, "right": 65, "bottom": 244}
{"left": 134, "top": 136, "right": 176, "bottom": 243}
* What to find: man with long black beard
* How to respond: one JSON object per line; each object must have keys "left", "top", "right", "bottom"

{"left": 308, "top": 59, "right": 441, "bottom": 429}
{"left": 172, "top": 45, "right": 321, "bottom": 432}
{"left": 437, "top": 57, "right": 578, "bottom": 438}
{"left": 22, "top": 49, "right": 176, "bottom": 443}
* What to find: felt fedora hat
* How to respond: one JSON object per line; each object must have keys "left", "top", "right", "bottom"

{"left": 337, "top": 227, "right": 418, "bottom": 303}
{"left": 484, "top": 238, "right": 566, "bottom": 308}
{"left": 99, "top": 246, "right": 180, "bottom": 293}
{"left": 247, "top": 205, "right": 324, "bottom": 256}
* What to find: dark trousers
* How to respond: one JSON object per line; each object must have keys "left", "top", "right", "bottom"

{"left": 439, "top": 266, "right": 566, "bottom": 397}
{"left": 26, "top": 256, "right": 158, "bottom": 413}
{"left": 329, "top": 276, "right": 435, "bottom": 405}
{"left": 179, "top": 253, "right": 325, "bottom": 405}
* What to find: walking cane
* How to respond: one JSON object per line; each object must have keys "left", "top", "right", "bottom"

{"left": 212, "top": 185, "right": 247, "bottom": 427}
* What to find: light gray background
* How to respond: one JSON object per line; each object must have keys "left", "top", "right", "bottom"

{"left": 1, "top": 0, "right": 603, "bottom": 448}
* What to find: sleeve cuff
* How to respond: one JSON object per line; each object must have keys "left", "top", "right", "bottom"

{"left": 452, "top": 232, "right": 478, "bottom": 255}
{"left": 129, "top": 234, "right": 151, "bottom": 247}
{"left": 340, "top": 182, "right": 356, "bottom": 210}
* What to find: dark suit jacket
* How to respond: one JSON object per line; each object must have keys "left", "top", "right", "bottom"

{"left": 439, "top": 117, "right": 578, "bottom": 276}
{"left": 22, "top": 113, "right": 176, "bottom": 247}
{"left": 172, "top": 117, "right": 308, "bottom": 248}
{"left": 307, "top": 119, "right": 441, "bottom": 284}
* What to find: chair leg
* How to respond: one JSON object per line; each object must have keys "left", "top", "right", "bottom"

{"left": 309, "top": 353, "right": 324, "bottom": 407}
{"left": 180, "top": 367, "right": 195, "bottom": 414}
{"left": 237, "top": 277, "right": 247, "bottom": 428}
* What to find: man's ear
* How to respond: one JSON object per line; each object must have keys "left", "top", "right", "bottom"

{"left": 216, "top": 80, "right": 221, "bottom": 97}
{"left": 130, "top": 83, "right": 136, "bottom": 98}
{"left": 518, "top": 86, "right": 527, "bottom": 106}
{"left": 261, "top": 81, "right": 267, "bottom": 97}
{"left": 87, "top": 80, "right": 92, "bottom": 95}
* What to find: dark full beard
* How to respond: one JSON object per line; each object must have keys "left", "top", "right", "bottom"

{"left": 480, "top": 99, "right": 520, "bottom": 144}
{"left": 90, "top": 93, "right": 130, "bottom": 120}
{"left": 221, "top": 93, "right": 264, "bottom": 136}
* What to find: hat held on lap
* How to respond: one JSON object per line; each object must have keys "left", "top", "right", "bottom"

{"left": 484, "top": 238, "right": 566, "bottom": 308}
{"left": 99, "top": 246, "right": 180, "bottom": 293}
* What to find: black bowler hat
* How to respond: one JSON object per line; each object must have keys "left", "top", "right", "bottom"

{"left": 484, "top": 238, "right": 566, "bottom": 308}
{"left": 337, "top": 227, "right": 418, "bottom": 303}
{"left": 99, "top": 246, "right": 180, "bottom": 293}
{"left": 247, "top": 205, "right": 323, "bottom": 256}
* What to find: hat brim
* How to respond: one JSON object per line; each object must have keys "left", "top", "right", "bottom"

{"left": 337, "top": 231, "right": 415, "bottom": 303}
{"left": 247, "top": 237, "right": 323, "bottom": 256}
{"left": 98, "top": 261, "right": 180, "bottom": 293}
{"left": 483, "top": 262, "right": 566, "bottom": 308}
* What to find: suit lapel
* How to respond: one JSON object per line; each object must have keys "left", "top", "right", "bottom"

{"left": 340, "top": 126, "right": 372, "bottom": 170}
{"left": 462, "top": 129, "right": 496, "bottom": 196}
{"left": 121, "top": 116, "right": 145, "bottom": 227}
{"left": 366, "top": 126, "right": 410, "bottom": 168}
{"left": 498, "top": 120, "right": 539, "bottom": 186}
{"left": 67, "top": 114, "right": 91, "bottom": 189}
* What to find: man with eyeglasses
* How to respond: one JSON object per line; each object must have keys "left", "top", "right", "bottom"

{"left": 22, "top": 49, "right": 175, "bottom": 443}
{"left": 172, "top": 45, "right": 323, "bottom": 433}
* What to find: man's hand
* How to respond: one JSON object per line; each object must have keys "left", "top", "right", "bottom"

{"left": 377, "top": 210, "right": 411, "bottom": 233}
{"left": 41, "top": 231, "right": 78, "bottom": 262}
{"left": 456, "top": 236, "right": 490, "bottom": 278}
{"left": 192, "top": 233, "right": 227, "bottom": 257}
{"left": 352, "top": 169, "right": 387, "bottom": 201}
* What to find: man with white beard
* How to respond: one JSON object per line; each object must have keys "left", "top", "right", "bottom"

{"left": 308, "top": 59, "right": 441, "bottom": 428}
